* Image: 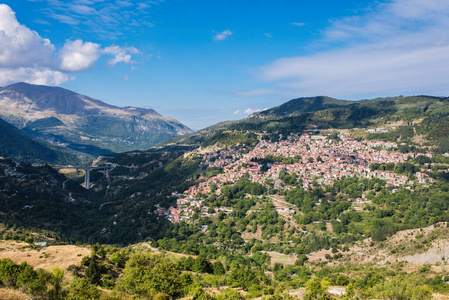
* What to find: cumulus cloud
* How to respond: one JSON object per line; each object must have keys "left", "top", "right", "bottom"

{"left": 261, "top": 0, "right": 449, "bottom": 98}
{"left": 233, "top": 110, "right": 240, "bottom": 115}
{"left": 0, "top": 4, "right": 140, "bottom": 86}
{"left": 213, "top": 30, "right": 232, "bottom": 41}
{"left": 102, "top": 45, "right": 139, "bottom": 66}
{"left": 0, "top": 4, "right": 55, "bottom": 68}
{"left": 0, "top": 4, "right": 62, "bottom": 85}
{"left": 59, "top": 39, "right": 101, "bottom": 72}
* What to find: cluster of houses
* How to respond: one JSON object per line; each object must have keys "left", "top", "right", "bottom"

{"left": 155, "top": 134, "right": 436, "bottom": 223}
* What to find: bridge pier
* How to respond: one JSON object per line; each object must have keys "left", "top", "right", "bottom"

{"left": 84, "top": 168, "right": 91, "bottom": 189}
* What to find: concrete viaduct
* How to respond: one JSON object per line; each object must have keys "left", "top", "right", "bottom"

{"left": 53, "top": 165, "right": 115, "bottom": 189}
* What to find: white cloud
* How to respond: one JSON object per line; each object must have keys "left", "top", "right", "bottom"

{"left": 102, "top": 45, "right": 139, "bottom": 66}
{"left": 0, "top": 4, "right": 55, "bottom": 68}
{"left": 244, "top": 108, "right": 263, "bottom": 114}
{"left": 0, "top": 5, "right": 139, "bottom": 86}
{"left": 0, "top": 67, "right": 68, "bottom": 86}
{"left": 261, "top": 0, "right": 449, "bottom": 98}
{"left": 38, "top": 0, "right": 161, "bottom": 39}
{"left": 67, "top": 4, "right": 97, "bottom": 16}
{"left": 213, "top": 30, "right": 232, "bottom": 41}
{"left": 233, "top": 110, "right": 240, "bottom": 115}
{"left": 0, "top": 4, "right": 64, "bottom": 85}
{"left": 291, "top": 22, "right": 305, "bottom": 26}
{"left": 59, "top": 39, "right": 101, "bottom": 72}
{"left": 50, "top": 13, "right": 80, "bottom": 25}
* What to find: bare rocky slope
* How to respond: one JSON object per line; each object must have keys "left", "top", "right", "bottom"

{"left": 0, "top": 82, "right": 193, "bottom": 155}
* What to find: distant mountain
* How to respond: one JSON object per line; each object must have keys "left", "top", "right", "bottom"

{"left": 0, "top": 82, "right": 193, "bottom": 155}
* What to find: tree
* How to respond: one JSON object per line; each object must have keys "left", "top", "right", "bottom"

{"left": 85, "top": 258, "right": 101, "bottom": 285}
{"left": 228, "top": 266, "right": 258, "bottom": 290}
{"left": 66, "top": 278, "right": 100, "bottom": 300}
{"left": 304, "top": 278, "right": 334, "bottom": 300}
{"left": 109, "top": 250, "right": 128, "bottom": 268}
{"left": 192, "top": 257, "right": 213, "bottom": 273}
{"left": 213, "top": 261, "right": 226, "bottom": 275}
{"left": 48, "top": 267, "right": 64, "bottom": 299}
{"left": 371, "top": 275, "right": 432, "bottom": 300}
{"left": 117, "top": 253, "right": 182, "bottom": 298}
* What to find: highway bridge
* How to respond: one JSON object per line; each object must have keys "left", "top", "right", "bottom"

{"left": 53, "top": 164, "right": 115, "bottom": 189}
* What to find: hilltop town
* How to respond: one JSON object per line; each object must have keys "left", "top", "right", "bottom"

{"left": 155, "top": 133, "right": 439, "bottom": 223}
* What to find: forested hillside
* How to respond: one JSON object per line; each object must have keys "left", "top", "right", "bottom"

{"left": 0, "top": 117, "right": 93, "bottom": 165}
{"left": 2, "top": 94, "right": 449, "bottom": 299}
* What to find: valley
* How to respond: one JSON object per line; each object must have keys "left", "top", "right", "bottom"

{"left": 2, "top": 93, "right": 449, "bottom": 299}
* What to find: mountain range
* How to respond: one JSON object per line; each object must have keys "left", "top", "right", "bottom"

{"left": 0, "top": 82, "right": 193, "bottom": 158}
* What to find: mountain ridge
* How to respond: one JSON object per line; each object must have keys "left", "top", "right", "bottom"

{"left": 0, "top": 82, "right": 193, "bottom": 154}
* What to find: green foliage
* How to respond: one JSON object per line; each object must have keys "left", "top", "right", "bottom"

{"left": 116, "top": 253, "right": 183, "bottom": 298}
{"left": 85, "top": 257, "right": 101, "bottom": 285}
{"left": 109, "top": 250, "right": 128, "bottom": 268}
{"left": 0, "top": 258, "right": 66, "bottom": 298}
{"left": 212, "top": 261, "right": 226, "bottom": 275}
{"left": 0, "top": 117, "right": 59, "bottom": 163}
{"left": 66, "top": 278, "right": 100, "bottom": 300}
{"left": 228, "top": 266, "right": 259, "bottom": 290}
{"left": 201, "top": 131, "right": 259, "bottom": 148}
{"left": 304, "top": 277, "right": 334, "bottom": 300}
{"left": 370, "top": 275, "right": 432, "bottom": 300}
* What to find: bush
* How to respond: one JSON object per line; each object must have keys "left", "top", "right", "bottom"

{"left": 116, "top": 253, "right": 183, "bottom": 298}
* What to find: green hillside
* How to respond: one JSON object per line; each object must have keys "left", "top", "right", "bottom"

{"left": 0, "top": 117, "right": 59, "bottom": 163}
{"left": 0, "top": 117, "right": 94, "bottom": 165}
{"left": 257, "top": 96, "right": 354, "bottom": 117}
{"left": 3, "top": 94, "right": 449, "bottom": 299}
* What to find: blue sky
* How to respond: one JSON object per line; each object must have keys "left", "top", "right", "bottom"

{"left": 1, "top": 0, "right": 449, "bottom": 130}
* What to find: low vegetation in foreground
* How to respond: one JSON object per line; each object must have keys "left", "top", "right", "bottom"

{"left": 1, "top": 236, "right": 449, "bottom": 300}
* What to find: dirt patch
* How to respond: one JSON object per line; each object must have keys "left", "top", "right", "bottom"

{"left": 412, "top": 134, "right": 429, "bottom": 145}
{"left": 241, "top": 226, "right": 264, "bottom": 241}
{"left": 328, "top": 286, "right": 346, "bottom": 296}
{"left": 307, "top": 248, "right": 334, "bottom": 263}
{"left": 262, "top": 251, "right": 296, "bottom": 266}
{"left": 0, "top": 288, "right": 31, "bottom": 300}
{"left": 288, "top": 287, "right": 305, "bottom": 299}
{"left": 0, "top": 241, "right": 90, "bottom": 271}
{"left": 139, "top": 243, "right": 201, "bottom": 260}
